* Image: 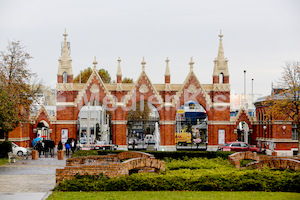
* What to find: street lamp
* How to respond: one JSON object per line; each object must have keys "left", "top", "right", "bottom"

{"left": 282, "top": 126, "right": 286, "bottom": 134}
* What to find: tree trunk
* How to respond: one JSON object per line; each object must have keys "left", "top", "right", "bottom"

{"left": 298, "top": 131, "right": 300, "bottom": 156}
{"left": 5, "top": 131, "right": 8, "bottom": 141}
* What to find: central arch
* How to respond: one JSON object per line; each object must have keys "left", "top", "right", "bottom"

{"left": 126, "top": 100, "right": 160, "bottom": 150}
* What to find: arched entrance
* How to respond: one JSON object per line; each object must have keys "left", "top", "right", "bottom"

{"left": 237, "top": 121, "right": 250, "bottom": 143}
{"left": 175, "top": 100, "right": 207, "bottom": 149}
{"left": 77, "top": 100, "right": 111, "bottom": 146}
{"left": 127, "top": 101, "right": 160, "bottom": 150}
{"left": 37, "top": 120, "right": 49, "bottom": 139}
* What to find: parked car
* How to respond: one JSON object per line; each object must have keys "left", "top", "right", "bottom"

{"left": 218, "top": 141, "right": 260, "bottom": 153}
{"left": 12, "top": 142, "right": 28, "bottom": 156}
{"left": 93, "top": 141, "right": 118, "bottom": 150}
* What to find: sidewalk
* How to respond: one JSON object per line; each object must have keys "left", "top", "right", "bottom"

{"left": 0, "top": 155, "right": 66, "bottom": 200}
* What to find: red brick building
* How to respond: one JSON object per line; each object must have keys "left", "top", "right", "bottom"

{"left": 4, "top": 31, "right": 297, "bottom": 155}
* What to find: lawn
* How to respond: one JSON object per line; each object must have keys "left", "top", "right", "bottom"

{"left": 47, "top": 191, "right": 300, "bottom": 200}
{"left": 0, "top": 158, "right": 8, "bottom": 165}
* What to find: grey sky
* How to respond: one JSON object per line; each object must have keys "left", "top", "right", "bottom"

{"left": 0, "top": 0, "right": 299, "bottom": 98}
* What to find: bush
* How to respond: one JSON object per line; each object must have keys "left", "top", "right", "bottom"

{"left": 0, "top": 141, "right": 12, "bottom": 158}
{"left": 54, "top": 157, "right": 300, "bottom": 192}
{"left": 144, "top": 151, "right": 234, "bottom": 160}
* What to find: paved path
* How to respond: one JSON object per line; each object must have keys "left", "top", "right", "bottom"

{"left": 0, "top": 156, "right": 66, "bottom": 200}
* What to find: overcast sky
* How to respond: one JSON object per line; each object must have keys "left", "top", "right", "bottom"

{"left": 0, "top": 0, "right": 299, "bottom": 98}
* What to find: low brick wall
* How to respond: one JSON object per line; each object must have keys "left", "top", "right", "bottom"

{"left": 56, "top": 151, "right": 164, "bottom": 184}
{"left": 228, "top": 151, "right": 300, "bottom": 170}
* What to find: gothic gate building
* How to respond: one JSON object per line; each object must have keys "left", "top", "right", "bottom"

{"left": 32, "top": 31, "right": 250, "bottom": 151}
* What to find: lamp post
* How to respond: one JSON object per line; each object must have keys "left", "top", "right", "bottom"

{"left": 244, "top": 70, "right": 246, "bottom": 108}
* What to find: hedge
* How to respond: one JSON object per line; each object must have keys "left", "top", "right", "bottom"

{"left": 72, "top": 150, "right": 233, "bottom": 160}
{"left": 54, "top": 170, "right": 300, "bottom": 192}
{"left": 0, "top": 141, "right": 12, "bottom": 158}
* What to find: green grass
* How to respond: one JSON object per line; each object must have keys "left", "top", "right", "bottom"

{"left": 47, "top": 191, "right": 300, "bottom": 200}
{"left": 0, "top": 158, "right": 8, "bottom": 165}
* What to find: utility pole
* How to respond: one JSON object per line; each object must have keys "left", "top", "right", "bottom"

{"left": 244, "top": 70, "right": 246, "bottom": 108}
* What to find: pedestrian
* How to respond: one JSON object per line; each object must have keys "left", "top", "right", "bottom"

{"left": 36, "top": 141, "right": 43, "bottom": 157}
{"left": 65, "top": 142, "right": 71, "bottom": 157}
{"left": 58, "top": 141, "right": 63, "bottom": 151}
{"left": 48, "top": 140, "right": 55, "bottom": 157}
{"left": 70, "top": 139, "right": 76, "bottom": 154}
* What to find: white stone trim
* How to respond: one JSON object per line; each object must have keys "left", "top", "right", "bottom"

{"left": 206, "top": 145, "right": 219, "bottom": 151}
{"left": 117, "top": 145, "right": 128, "bottom": 151}
{"left": 207, "top": 121, "right": 235, "bottom": 125}
{"left": 159, "top": 121, "right": 176, "bottom": 125}
{"left": 256, "top": 138, "right": 298, "bottom": 143}
{"left": 273, "top": 121, "right": 293, "bottom": 125}
{"left": 212, "top": 102, "right": 230, "bottom": 107}
{"left": 56, "top": 102, "right": 76, "bottom": 106}
{"left": 54, "top": 120, "right": 77, "bottom": 125}
{"left": 116, "top": 102, "right": 125, "bottom": 107}
{"left": 111, "top": 120, "right": 127, "bottom": 125}
{"left": 2, "top": 137, "right": 30, "bottom": 142}
{"left": 273, "top": 150, "right": 293, "bottom": 157}
{"left": 159, "top": 145, "right": 176, "bottom": 151}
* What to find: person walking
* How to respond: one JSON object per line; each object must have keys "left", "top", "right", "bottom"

{"left": 36, "top": 141, "right": 43, "bottom": 157}
{"left": 58, "top": 141, "right": 63, "bottom": 151}
{"left": 70, "top": 139, "right": 76, "bottom": 154}
{"left": 65, "top": 142, "right": 71, "bottom": 157}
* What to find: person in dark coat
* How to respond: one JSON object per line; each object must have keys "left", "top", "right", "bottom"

{"left": 36, "top": 141, "right": 43, "bottom": 157}
{"left": 43, "top": 140, "right": 49, "bottom": 157}
{"left": 48, "top": 140, "right": 55, "bottom": 157}
{"left": 65, "top": 142, "right": 71, "bottom": 157}
{"left": 70, "top": 139, "right": 76, "bottom": 154}
{"left": 58, "top": 141, "right": 63, "bottom": 151}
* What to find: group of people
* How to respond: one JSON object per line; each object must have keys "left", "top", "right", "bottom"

{"left": 34, "top": 139, "right": 55, "bottom": 157}
{"left": 34, "top": 138, "right": 78, "bottom": 158}
{"left": 57, "top": 139, "right": 77, "bottom": 157}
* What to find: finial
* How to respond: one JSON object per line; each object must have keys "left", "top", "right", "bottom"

{"left": 141, "top": 56, "right": 146, "bottom": 71}
{"left": 93, "top": 56, "right": 98, "bottom": 70}
{"left": 117, "top": 57, "right": 122, "bottom": 76}
{"left": 218, "top": 30, "right": 223, "bottom": 39}
{"left": 189, "top": 57, "right": 194, "bottom": 70}
{"left": 165, "top": 57, "right": 170, "bottom": 76}
{"left": 63, "top": 29, "right": 68, "bottom": 39}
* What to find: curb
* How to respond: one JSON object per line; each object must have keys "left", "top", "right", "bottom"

{"left": 42, "top": 191, "right": 53, "bottom": 200}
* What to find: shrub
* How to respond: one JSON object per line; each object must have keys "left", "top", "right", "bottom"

{"left": 54, "top": 157, "right": 300, "bottom": 192}
{"left": 144, "top": 151, "right": 234, "bottom": 160}
{"left": 0, "top": 141, "right": 12, "bottom": 158}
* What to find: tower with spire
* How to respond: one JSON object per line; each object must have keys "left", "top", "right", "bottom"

{"left": 57, "top": 29, "right": 73, "bottom": 83}
{"left": 213, "top": 30, "right": 229, "bottom": 84}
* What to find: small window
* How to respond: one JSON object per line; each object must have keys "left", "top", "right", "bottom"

{"left": 292, "top": 124, "right": 298, "bottom": 140}
{"left": 231, "top": 143, "right": 241, "bottom": 147}
{"left": 241, "top": 143, "right": 248, "bottom": 147}
{"left": 219, "top": 73, "right": 224, "bottom": 84}
{"left": 63, "top": 72, "right": 68, "bottom": 83}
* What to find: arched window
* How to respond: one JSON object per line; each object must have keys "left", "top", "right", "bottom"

{"left": 63, "top": 72, "right": 68, "bottom": 83}
{"left": 219, "top": 73, "right": 224, "bottom": 84}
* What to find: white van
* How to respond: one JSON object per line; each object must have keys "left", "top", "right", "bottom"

{"left": 144, "top": 134, "right": 154, "bottom": 144}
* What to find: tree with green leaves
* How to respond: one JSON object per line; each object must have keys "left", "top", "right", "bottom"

{"left": 264, "top": 61, "right": 300, "bottom": 156}
{"left": 122, "top": 77, "right": 134, "bottom": 83}
{"left": 0, "top": 41, "right": 41, "bottom": 140}
{"left": 73, "top": 67, "right": 111, "bottom": 83}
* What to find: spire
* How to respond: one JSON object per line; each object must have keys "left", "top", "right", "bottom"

{"left": 189, "top": 57, "right": 194, "bottom": 71}
{"left": 58, "top": 29, "right": 73, "bottom": 83}
{"left": 165, "top": 57, "right": 170, "bottom": 76}
{"left": 141, "top": 57, "right": 146, "bottom": 71}
{"left": 117, "top": 57, "right": 122, "bottom": 76}
{"left": 217, "top": 30, "right": 225, "bottom": 62}
{"left": 213, "top": 30, "right": 229, "bottom": 78}
{"left": 61, "top": 29, "right": 71, "bottom": 63}
{"left": 93, "top": 56, "right": 97, "bottom": 70}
